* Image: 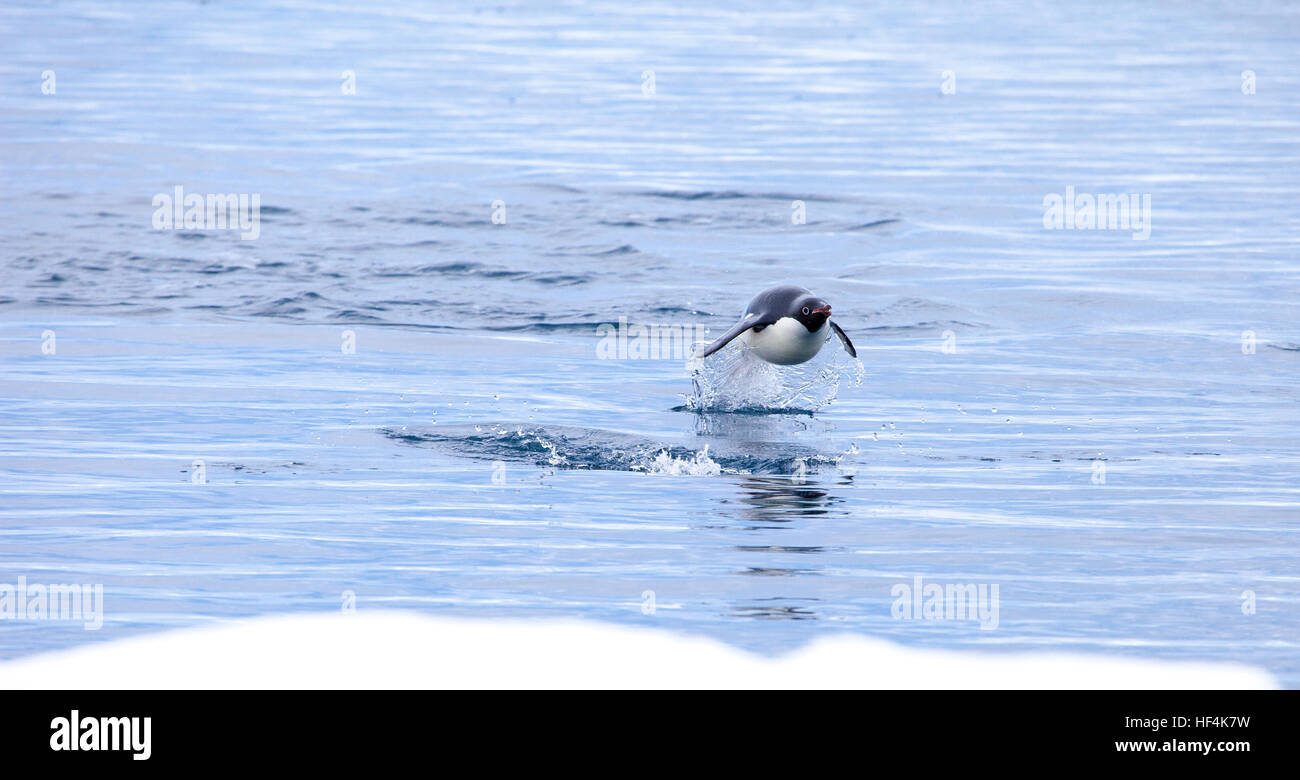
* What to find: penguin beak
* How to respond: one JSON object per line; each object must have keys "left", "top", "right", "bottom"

{"left": 811, "top": 304, "right": 832, "bottom": 316}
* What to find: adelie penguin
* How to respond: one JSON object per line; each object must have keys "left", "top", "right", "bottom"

{"left": 698, "top": 285, "right": 857, "bottom": 365}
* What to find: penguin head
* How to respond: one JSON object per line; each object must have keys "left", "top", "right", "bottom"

{"left": 790, "top": 294, "right": 832, "bottom": 332}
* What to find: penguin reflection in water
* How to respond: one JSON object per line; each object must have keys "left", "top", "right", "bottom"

{"left": 698, "top": 285, "right": 857, "bottom": 365}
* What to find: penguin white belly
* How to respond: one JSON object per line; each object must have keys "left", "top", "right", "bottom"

{"left": 741, "top": 317, "right": 829, "bottom": 365}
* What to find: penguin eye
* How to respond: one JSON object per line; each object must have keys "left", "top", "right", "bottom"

{"left": 801, "top": 307, "right": 810, "bottom": 316}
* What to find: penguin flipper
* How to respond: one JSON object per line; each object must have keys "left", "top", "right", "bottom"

{"left": 697, "top": 316, "right": 765, "bottom": 358}
{"left": 830, "top": 320, "right": 857, "bottom": 358}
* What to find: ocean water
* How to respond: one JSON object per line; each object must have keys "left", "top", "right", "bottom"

{"left": 1, "top": 1, "right": 1298, "bottom": 684}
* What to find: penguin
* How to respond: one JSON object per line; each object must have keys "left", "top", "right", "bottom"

{"left": 697, "top": 285, "right": 857, "bottom": 365}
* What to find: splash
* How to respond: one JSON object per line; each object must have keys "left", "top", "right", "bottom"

{"left": 683, "top": 339, "right": 865, "bottom": 413}
{"left": 643, "top": 445, "right": 724, "bottom": 476}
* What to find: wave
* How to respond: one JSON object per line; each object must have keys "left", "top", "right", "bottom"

{"left": 383, "top": 423, "right": 851, "bottom": 476}
{"left": 632, "top": 190, "right": 844, "bottom": 202}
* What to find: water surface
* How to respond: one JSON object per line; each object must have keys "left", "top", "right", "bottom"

{"left": 1, "top": 1, "right": 1298, "bottom": 684}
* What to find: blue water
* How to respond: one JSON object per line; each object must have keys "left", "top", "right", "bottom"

{"left": 2, "top": 1, "right": 1299, "bottom": 684}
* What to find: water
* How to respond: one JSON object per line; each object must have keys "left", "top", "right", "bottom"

{"left": 1, "top": 1, "right": 1298, "bottom": 684}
